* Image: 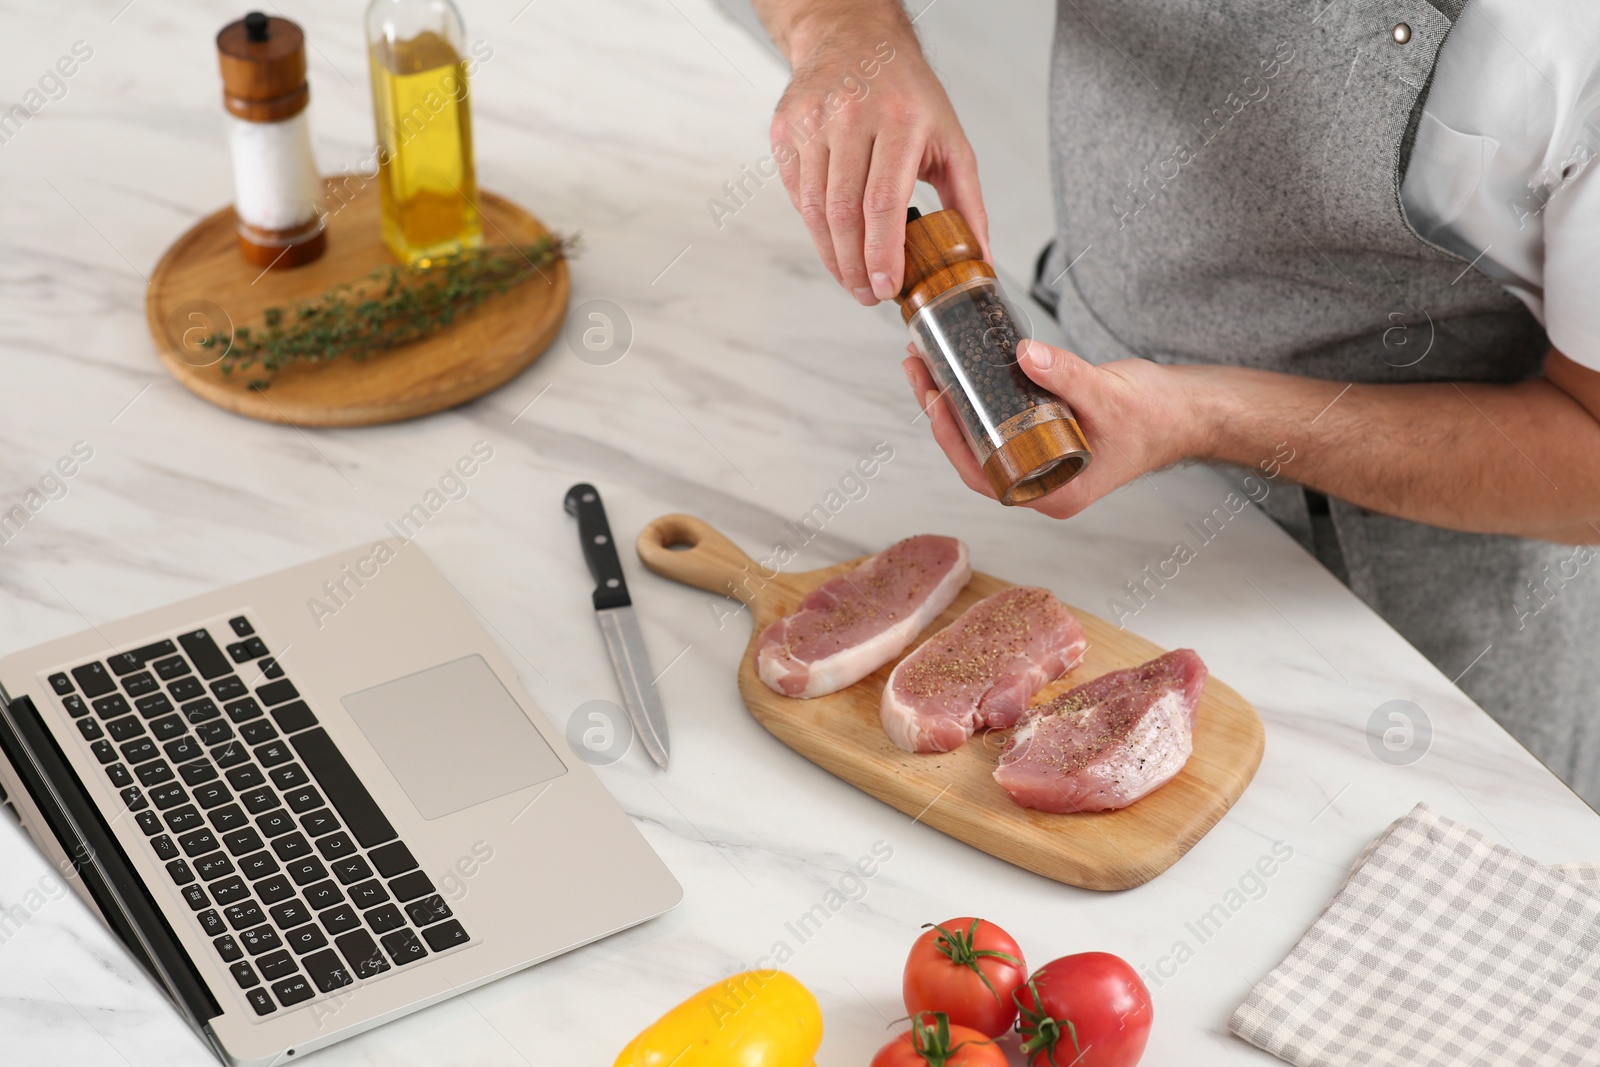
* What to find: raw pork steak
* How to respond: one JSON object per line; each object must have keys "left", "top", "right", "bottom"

{"left": 994, "top": 649, "right": 1208, "bottom": 813}
{"left": 756, "top": 535, "right": 970, "bottom": 698}
{"left": 880, "top": 586, "right": 1087, "bottom": 753}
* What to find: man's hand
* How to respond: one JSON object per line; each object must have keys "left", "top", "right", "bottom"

{"left": 758, "top": 0, "right": 988, "bottom": 305}
{"left": 903, "top": 340, "right": 1205, "bottom": 519}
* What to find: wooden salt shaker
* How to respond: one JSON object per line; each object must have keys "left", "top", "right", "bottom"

{"left": 216, "top": 11, "right": 325, "bottom": 268}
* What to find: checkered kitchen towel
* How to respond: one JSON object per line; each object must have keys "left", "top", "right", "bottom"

{"left": 1230, "top": 804, "right": 1600, "bottom": 1067}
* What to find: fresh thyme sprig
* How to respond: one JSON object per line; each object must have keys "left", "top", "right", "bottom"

{"left": 203, "top": 234, "right": 575, "bottom": 390}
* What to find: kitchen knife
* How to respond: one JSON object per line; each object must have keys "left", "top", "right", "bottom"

{"left": 564, "top": 483, "right": 670, "bottom": 769}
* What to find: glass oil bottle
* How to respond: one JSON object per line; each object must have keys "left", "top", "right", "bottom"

{"left": 897, "top": 207, "right": 1092, "bottom": 505}
{"left": 365, "top": 0, "right": 482, "bottom": 263}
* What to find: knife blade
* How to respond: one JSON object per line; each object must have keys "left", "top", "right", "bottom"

{"left": 564, "top": 483, "right": 670, "bottom": 768}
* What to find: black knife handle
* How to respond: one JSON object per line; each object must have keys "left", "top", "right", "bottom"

{"left": 564, "top": 483, "right": 632, "bottom": 610}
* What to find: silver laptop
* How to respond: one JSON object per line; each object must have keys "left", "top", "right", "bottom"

{"left": 0, "top": 540, "right": 680, "bottom": 1065}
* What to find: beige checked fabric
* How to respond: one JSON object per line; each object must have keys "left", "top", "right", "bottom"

{"left": 1231, "top": 804, "right": 1600, "bottom": 1067}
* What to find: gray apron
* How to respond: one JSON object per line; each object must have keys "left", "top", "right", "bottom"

{"left": 1034, "top": 0, "right": 1600, "bottom": 805}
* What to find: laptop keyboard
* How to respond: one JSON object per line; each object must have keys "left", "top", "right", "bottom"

{"left": 45, "top": 614, "right": 470, "bottom": 1019}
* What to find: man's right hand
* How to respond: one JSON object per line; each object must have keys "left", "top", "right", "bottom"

{"left": 758, "top": 1, "right": 989, "bottom": 305}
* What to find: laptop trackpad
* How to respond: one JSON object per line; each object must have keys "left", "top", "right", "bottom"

{"left": 341, "top": 655, "right": 566, "bottom": 820}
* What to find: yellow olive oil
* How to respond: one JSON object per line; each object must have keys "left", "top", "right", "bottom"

{"left": 368, "top": 30, "right": 482, "bottom": 262}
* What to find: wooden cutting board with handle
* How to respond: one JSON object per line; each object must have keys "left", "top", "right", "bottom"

{"left": 636, "top": 514, "right": 1265, "bottom": 891}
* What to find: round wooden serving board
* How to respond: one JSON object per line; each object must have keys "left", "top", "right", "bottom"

{"left": 144, "top": 178, "right": 569, "bottom": 427}
{"left": 638, "top": 515, "right": 1265, "bottom": 891}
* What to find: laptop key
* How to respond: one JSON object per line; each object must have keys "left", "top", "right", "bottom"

{"left": 151, "top": 834, "right": 179, "bottom": 861}
{"left": 239, "top": 720, "right": 278, "bottom": 746}
{"left": 194, "top": 720, "right": 233, "bottom": 747}
{"left": 167, "top": 859, "right": 196, "bottom": 885}
{"left": 239, "top": 851, "right": 279, "bottom": 881}
{"left": 163, "top": 736, "right": 203, "bottom": 764}
{"left": 70, "top": 662, "right": 114, "bottom": 698}
{"left": 152, "top": 655, "right": 190, "bottom": 681}
{"left": 222, "top": 828, "right": 264, "bottom": 856}
{"left": 272, "top": 975, "right": 313, "bottom": 1007}
{"left": 105, "top": 763, "right": 132, "bottom": 788}
{"left": 230, "top": 960, "right": 260, "bottom": 989}
{"left": 270, "top": 701, "right": 317, "bottom": 734}
{"left": 363, "top": 903, "right": 404, "bottom": 933}
{"left": 119, "top": 787, "right": 148, "bottom": 812}
{"left": 178, "top": 828, "right": 219, "bottom": 856}
{"left": 89, "top": 739, "right": 115, "bottom": 764}
{"left": 240, "top": 787, "right": 278, "bottom": 815}
{"left": 319, "top": 904, "right": 360, "bottom": 936}
{"left": 179, "top": 760, "right": 217, "bottom": 786}
{"left": 300, "top": 809, "right": 339, "bottom": 838}
{"left": 255, "top": 874, "right": 294, "bottom": 905}
{"left": 287, "top": 858, "right": 327, "bottom": 886}
{"left": 257, "top": 809, "right": 295, "bottom": 837}
{"left": 135, "top": 693, "right": 174, "bottom": 719}
{"left": 62, "top": 695, "right": 89, "bottom": 718}
{"left": 209, "top": 877, "right": 250, "bottom": 908}
{"left": 421, "top": 920, "right": 469, "bottom": 952}
{"left": 388, "top": 872, "right": 435, "bottom": 903}
{"left": 269, "top": 898, "right": 312, "bottom": 929}
{"left": 229, "top": 616, "right": 254, "bottom": 638}
{"left": 256, "top": 679, "right": 299, "bottom": 706}
{"left": 224, "top": 697, "right": 263, "bottom": 723}
{"left": 290, "top": 730, "right": 398, "bottom": 849}
{"left": 245, "top": 987, "right": 275, "bottom": 1016}
{"left": 120, "top": 737, "right": 158, "bottom": 764}
{"left": 257, "top": 949, "right": 297, "bottom": 981}
{"left": 210, "top": 676, "right": 247, "bottom": 702}
{"left": 163, "top": 805, "right": 203, "bottom": 834}
{"left": 285, "top": 923, "right": 328, "bottom": 955}
{"left": 49, "top": 672, "right": 74, "bottom": 695}
{"left": 93, "top": 694, "right": 132, "bottom": 720}
{"left": 303, "top": 880, "right": 343, "bottom": 911}
{"left": 177, "top": 629, "right": 231, "bottom": 680}
{"left": 332, "top": 855, "right": 373, "bottom": 885}
{"left": 406, "top": 895, "right": 452, "bottom": 927}
{"left": 268, "top": 764, "right": 309, "bottom": 790}
{"left": 239, "top": 924, "right": 282, "bottom": 956}
{"left": 260, "top": 657, "right": 283, "bottom": 680}
{"left": 368, "top": 842, "right": 417, "bottom": 878}
{"left": 168, "top": 677, "right": 205, "bottom": 703}
{"left": 197, "top": 909, "right": 226, "bottom": 936}
{"left": 335, "top": 929, "right": 391, "bottom": 980}
{"left": 149, "top": 714, "right": 185, "bottom": 742}
{"left": 214, "top": 934, "right": 242, "bottom": 963}
{"left": 208, "top": 803, "right": 249, "bottom": 833}
{"left": 348, "top": 879, "right": 389, "bottom": 910}
{"left": 105, "top": 716, "right": 145, "bottom": 742}
{"left": 181, "top": 884, "right": 209, "bottom": 910}
{"left": 182, "top": 699, "right": 220, "bottom": 725}
{"left": 212, "top": 741, "right": 250, "bottom": 769}
{"left": 196, "top": 852, "right": 236, "bottom": 881}
{"left": 150, "top": 783, "right": 187, "bottom": 810}
{"left": 271, "top": 833, "right": 311, "bottom": 862}
{"left": 316, "top": 833, "right": 357, "bottom": 861}
{"left": 283, "top": 786, "right": 322, "bottom": 812}
{"left": 225, "top": 901, "right": 265, "bottom": 930}
{"left": 135, "top": 810, "right": 162, "bottom": 836}
{"left": 77, "top": 719, "right": 103, "bottom": 742}
{"left": 193, "top": 782, "right": 232, "bottom": 810}
{"left": 303, "top": 948, "right": 353, "bottom": 993}
{"left": 122, "top": 671, "right": 158, "bottom": 697}
{"left": 256, "top": 741, "right": 292, "bottom": 767}
{"left": 380, "top": 928, "right": 428, "bottom": 966}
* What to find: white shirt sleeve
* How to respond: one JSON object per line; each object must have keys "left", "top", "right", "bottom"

{"left": 1400, "top": 0, "right": 1600, "bottom": 370}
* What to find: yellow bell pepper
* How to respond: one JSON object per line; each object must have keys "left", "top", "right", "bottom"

{"left": 614, "top": 969, "right": 823, "bottom": 1067}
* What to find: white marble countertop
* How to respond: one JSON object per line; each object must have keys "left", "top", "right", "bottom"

{"left": 2, "top": 0, "right": 1598, "bottom": 1064}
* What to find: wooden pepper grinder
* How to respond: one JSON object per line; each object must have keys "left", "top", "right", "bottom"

{"left": 897, "top": 207, "right": 1091, "bottom": 505}
{"left": 216, "top": 11, "right": 326, "bottom": 268}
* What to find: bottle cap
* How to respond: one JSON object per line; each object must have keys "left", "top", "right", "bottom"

{"left": 895, "top": 208, "right": 996, "bottom": 323}
{"left": 216, "top": 12, "right": 310, "bottom": 122}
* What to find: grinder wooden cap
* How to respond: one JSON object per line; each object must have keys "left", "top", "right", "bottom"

{"left": 895, "top": 207, "right": 995, "bottom": 323}
{"left": 217, "top": 12, "right": 309, "bottom": 123}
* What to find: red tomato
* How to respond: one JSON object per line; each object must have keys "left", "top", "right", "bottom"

{"left": 1015, "top": 952, "right": 1153, "bottom": 1067}
{"left": 903, "top": 917, "right": 1028, "bottom": 1037}
{"left": 871, "top": 1012, "right": 1008, "bottom": 1067}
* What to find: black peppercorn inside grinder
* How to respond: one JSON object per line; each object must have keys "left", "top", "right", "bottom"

{"left": 897, "top": 207, "right": 1091, "bottom": 504}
